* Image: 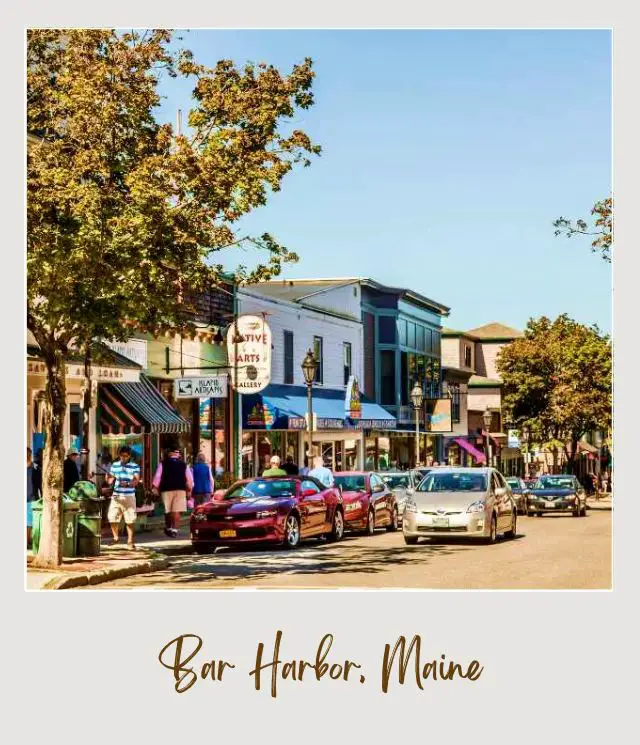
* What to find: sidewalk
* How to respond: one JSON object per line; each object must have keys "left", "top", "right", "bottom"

{"left": 587, "top": 493, "right": 612, "bottom": 511}
{"left": 27, "top": 544, "right": 170, "bottom": 590}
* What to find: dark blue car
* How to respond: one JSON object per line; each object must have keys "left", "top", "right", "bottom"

{"left": 526, "top": 475, "right": 587, "bottom": 517}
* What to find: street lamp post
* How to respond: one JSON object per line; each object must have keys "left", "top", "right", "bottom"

{"left": 521, "top": 425, "right": 530, "bottom": 479}
{"left": 410, "top": 381, "right": 424, "bottom": 467}
{"left": 301, "top": 349, "right": 318, "bottom": 471}
{"left": 482, "top": 408, "right": 493, "bottom": 469}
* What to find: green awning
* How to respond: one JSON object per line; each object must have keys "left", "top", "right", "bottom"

{"left": 101, "top": 375, "right": 189, "bottom": 434}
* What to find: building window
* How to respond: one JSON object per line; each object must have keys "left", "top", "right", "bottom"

{"left": 379, "top": 316, "right": 397, "bottom": 344}
{"left": 449, "top": 382, "right": 461, "bottom": 423}
{"left": 397, "top": 318, "right": 407, "bottom": 346}
{"left": 380, "top": 350, "right": 396, "bottom": 405}
{"left": 343, "top": 342, "right": 352, "bottom": 385}
{"left": 313, "top": 336, "right": 323, "bottom": 384}
{"left": 284, "top": 330, "right": 294, "bottom": 384}
{"left": 464, "top": 344, "right": 472, "bottom": 368}
{"left": 407, "top": 322, "right": 416, "bottom": 349}
{"left": 363, "top": 312, "right": 376, "bottom": 398}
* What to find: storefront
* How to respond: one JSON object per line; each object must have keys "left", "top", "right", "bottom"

{"left": 443, "top": 435, "right": 488, "bottom": 467}
{"left": 239, "top": 383, "right": 396, "bottom": 476}
{"left": 363, "top": 430, "right": 438, "bottom": 471}
{"left": 98, "top": 374, "right": 190, "bottom": 489}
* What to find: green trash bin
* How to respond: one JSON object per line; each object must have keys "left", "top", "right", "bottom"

{"left": 31, "top": 496, "right": 79, "bottom": 557}
{"left": 68, "top": 481, "right": 104, "bottom": 556}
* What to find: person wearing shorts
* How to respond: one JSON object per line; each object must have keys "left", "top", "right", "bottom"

{"left": 106, "top": 446, "right": 140, "bottom": 549}
{"left": 152, "top": 448, "right": 193, "bottom": 537}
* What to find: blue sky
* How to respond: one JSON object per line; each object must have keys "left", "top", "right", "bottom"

{"left": 156, "top": 30, "right": 611, "bottom": 333}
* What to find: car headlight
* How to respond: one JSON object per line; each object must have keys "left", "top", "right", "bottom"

{"left": 345, "top": 501, "right": 363, "bottom": 512}
{"left": 193, "top": 511, "right": 207, "bottom": 521}
{"left": 256, "top": 509, "right": 278, "bottom": 519}
{"left": 467, "top": 501, "right": 486, "bottom": 513}
{"left": 528, "top": 494, "right": 537, "bottom": 501}
{"left": 566, "top": 495, "right": 575, "bottom": 502}
{"left": 404, "top": 499, "right": 418, "bottom": 514}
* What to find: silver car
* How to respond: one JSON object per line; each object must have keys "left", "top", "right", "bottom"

{"left": 378, "top": 471, "right": 421, "bottom": 527}
{"left": 402, "top": 467, "right": 518, "bottom": 545}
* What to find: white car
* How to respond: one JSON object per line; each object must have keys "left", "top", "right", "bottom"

{"left": 402, "top": 467, "right": 518, "bottom": 545}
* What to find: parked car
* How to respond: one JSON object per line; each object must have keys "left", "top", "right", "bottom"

{"left": 190, "top": 476, "right": 344, "bottom": 552}
{"left": 379, "top": 471, "right": 421, "bottom": 526}
{"left": 333, "top": 472, "right": 397, "bottom": 535}
{"left": 505, "top": 476, "right": 530, "bottom": 515}
{"left": 526, "top": 475, "right": 587, "bottom": 517}
{"left": 402, "top": 467, "right": 518, "bottom": 545}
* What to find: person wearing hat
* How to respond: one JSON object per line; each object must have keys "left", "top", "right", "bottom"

{"left": 63, "top": 448, "right": 80, "bottom": 493}
{"left": 262, "top": 455, "right": 287, "bottom": 477}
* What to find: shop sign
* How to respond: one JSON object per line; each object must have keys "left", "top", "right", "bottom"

{"left": 357, "top": 418, "right": 397, "bottom": 430}
{"left": 425, "top": 398, "right": 453, "bottom": 433}
{"left": 246, "top": 402, "right": 276, "bottom": 429}
{"left": 345, "top": 376, "right": 362, "bottom": 420}
{"left": 104, "top": 338, "right": 148, "bottom": 369}
{"left": 174, "top": 375, "right": 228, "bottom": 399}
{"left": 508, "top": 429, "right": 520, "bottom": 448}
{"left": 227, "top": 315, "right": 272, "bottom": 394}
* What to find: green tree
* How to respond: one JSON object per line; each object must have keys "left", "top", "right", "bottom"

{"left": 497, "top": 315, "right": 611, "bottom": 473}
{"left": 27, "top": 29, "right": 320, "bottom": 567}
{"left": 553, "top": 197, "right": 613, "bottom": 263}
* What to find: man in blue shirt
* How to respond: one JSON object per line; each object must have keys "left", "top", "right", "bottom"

{"left": 308, "top": 455, "right": 335, "bottom": 489}
{"left": 106, "top": 446, "right": 140, "bottom": 549}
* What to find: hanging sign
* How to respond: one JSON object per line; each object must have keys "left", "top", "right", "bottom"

{"left": 345, "top": 376, "right": 362, "bottom": 420}
{"left": 174, "top": 375, "right": 228, "bottom": 399}
{"left": 227, "top": 315, "right": 272, "bottom": 393}
{"left": 425, "top": 398, "right": 453, "bottom": 433}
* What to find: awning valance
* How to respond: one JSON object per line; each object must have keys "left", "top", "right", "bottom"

{"left": 100, "top": 375, "right": 189, "bottom": 435}
{"left": 452, "top": 437, "right": 486, "bottom": 464}
{"left": 241, "top": 384, "right": 396, "bottom": 431}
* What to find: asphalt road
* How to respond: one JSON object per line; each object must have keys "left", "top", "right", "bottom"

{"left": 88, "top": 508, "right": 612, "bottom": 590}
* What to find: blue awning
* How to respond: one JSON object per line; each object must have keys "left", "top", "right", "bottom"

{"left": 241, "top": 384, "right": 396, "bottom": 430}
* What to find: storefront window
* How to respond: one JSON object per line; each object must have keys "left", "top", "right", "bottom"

{"left": 378, "top": 436, "right": 390, "bottom": 471}
{"left": 344, "top": 439, "right": 358, "bottom": 471}
{"left": 396, "top": 318, "right": 406, "bottom": 346}
{"left": 365, "top": 436, "right": 377, "bottom": 471}
{"left": 242, "top": 432, "right": 255, "bottom": 478}
{"left": 100, "top": 434, "right": 144, "bottom": 470}
{"left": 400, "top": 352, "right": 408, "bottom": 406}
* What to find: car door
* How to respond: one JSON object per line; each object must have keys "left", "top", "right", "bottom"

{"left": 298, "top": 479, "right": 325, "bottom": 535}
{"left": 495, "top": 471, "right": 513, "bottom": 529}
{"left": 491, "top": 471, "right": 507, "bottom": 530}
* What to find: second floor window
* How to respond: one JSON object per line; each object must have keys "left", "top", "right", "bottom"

{"left": 284, "top": 330, "right": 294, "bottom": 384}
{"left": 343, "top": 342, "right": 352, "bottom": 385}
{"left": 313, "top": 336, "right": 323, "bottom": 384}
{"left": 464, "top": 344, "right": 472, "bottom": 368}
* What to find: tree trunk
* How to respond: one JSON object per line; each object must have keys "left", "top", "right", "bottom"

{"left": 81, "top": 343, "right": 92, "bottom": 480}
{"left": 32, "top": 345, "right": 67, "bottom": 568}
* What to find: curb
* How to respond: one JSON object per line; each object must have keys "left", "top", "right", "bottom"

{"left": 41, "top": 551, "right": 171, "bottom": 590}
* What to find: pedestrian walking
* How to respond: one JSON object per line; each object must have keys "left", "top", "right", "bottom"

{"left": 31, "top": 447, "right": 42, "bottom": 499}
{"left": 192, "top": 453, "right": 214, "bottom": 506}
{"left": 308, "top": 455, "right": 335, "bottom": 488}
{"left": 262, "top": 455, "right": 287, "bottom": 477}
{"left": 282, "top": 456, "right": 299, "bottom": 476}
{"left": 63, "top": 448, "right": 80, "bottom": 493}
{"left": 152, "top": 447, "right": 193, "bottom": 537}
{"left": 105, "top": 445, "right": 140, "bottom": 549}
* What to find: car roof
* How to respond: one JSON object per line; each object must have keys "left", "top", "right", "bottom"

{"left": 334, "top": 471, "right": 368, "bottom": 476}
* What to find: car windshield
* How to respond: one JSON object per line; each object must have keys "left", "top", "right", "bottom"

{"left": 225, "top": 479, "right": 296, "bottom": 500}
{"left": 334, "top": 475, "right": 366, "bottom": 491}
{"left": 533, "top": 477, "right": 575, "bottom": 490}
{"left": 381, "top": 474, "right": 411, "bottom": 489}
{"left": 418, "top": 472, "right": 487, "bottom": 493}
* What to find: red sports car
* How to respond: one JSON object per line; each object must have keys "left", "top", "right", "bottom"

{"left": 333, "top": 471, "right": 398, "bottom": 535}
{"left": 190, "top": 476, "right": 344, "bottom": 552}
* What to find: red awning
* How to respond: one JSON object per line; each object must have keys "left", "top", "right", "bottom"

{"left": 454, "top": 437, "right": 487, "bottom": 464}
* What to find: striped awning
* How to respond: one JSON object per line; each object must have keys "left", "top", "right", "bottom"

{"left": 99, "top": 376, "right": 190, "bottom": 435}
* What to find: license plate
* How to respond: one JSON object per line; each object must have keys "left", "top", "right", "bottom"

{"left": 219, "top": 529, "right": 237, "bottom": 538}
{"left": 545, "top": 501, "right": 556, "bottom": 509}
{"left": 433, "top": 517, "right": 449, "bottom": 527}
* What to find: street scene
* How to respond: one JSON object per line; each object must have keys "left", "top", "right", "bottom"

{"left": 26, "top": 29, "right": 612, "bottom": 590}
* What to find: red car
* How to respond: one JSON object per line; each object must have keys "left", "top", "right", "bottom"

{"left": 333, "top": 471, "right": 398, "bottom": 535}
{"left": 190, "top": 476, "right": 344, "bottom": 552}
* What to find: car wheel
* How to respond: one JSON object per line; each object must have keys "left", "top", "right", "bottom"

{"left": 580, "top": 505, "right": 587, "bottom": 517}
{"left": 485, "top": 514, "right": 497, "bottom": 544}
{"left": 573, "top": 506, "right": 581, "bottom": 517}
{"left": 404, "top": 535, "right": 419, "bottom": 545}
{"left": 536, "top": 512, "right": 543, "bottom": 518}
{"left": 283, "top": 514, "right": 301, "bottom": 549}
{"left": 364, "top": 509, "right": 375, "bottom": 536}
{"left": 387, "top": 506, "right": 399, "bottom": 532}
{"left": 505, "top": 512, "right": 517, "bottom": 539}
{"left": 327, "top": 509, "right": 344, "bottom": 543}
